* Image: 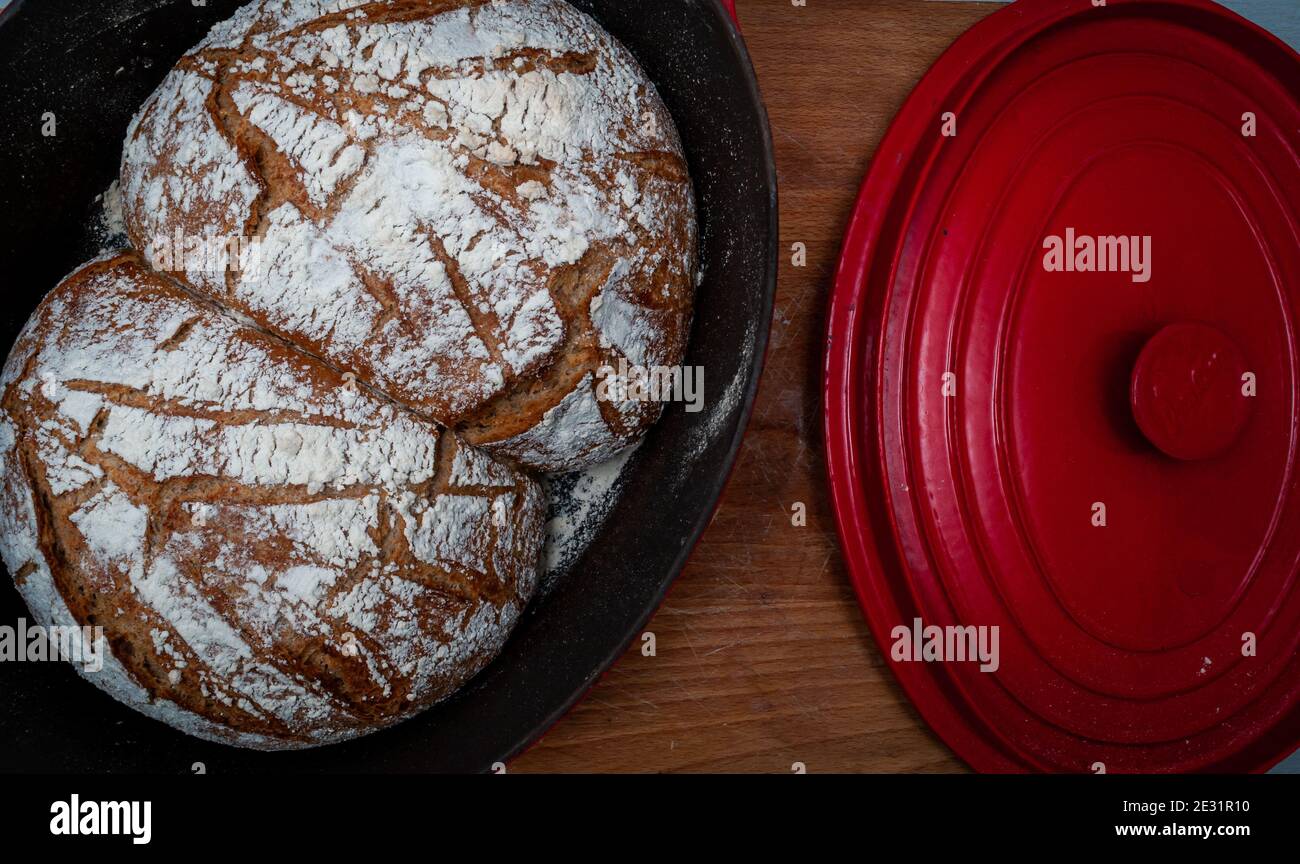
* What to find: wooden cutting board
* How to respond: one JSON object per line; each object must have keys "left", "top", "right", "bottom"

{"left": 510, "top": 0, "right": 1003, "bottom": 773}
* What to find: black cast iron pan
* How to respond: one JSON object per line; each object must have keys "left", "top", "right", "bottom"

{"left": 0, "top": 0, "right": 776, "bottom": 772}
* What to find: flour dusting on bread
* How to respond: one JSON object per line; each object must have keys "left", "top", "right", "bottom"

{"left": 0, "top": 253, "right": 545, "bottom": 749}
{"left": 120, "top": 0, "right": 698, "bottom": 472}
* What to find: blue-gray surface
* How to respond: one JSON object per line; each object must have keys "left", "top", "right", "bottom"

{"left": 1219, "top": 0, "right": 1300, "bottom": 49}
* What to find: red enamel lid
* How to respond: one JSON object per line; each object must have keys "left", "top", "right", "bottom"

{"left": 825, "top": 0, "right": 1300, "bottom": 772}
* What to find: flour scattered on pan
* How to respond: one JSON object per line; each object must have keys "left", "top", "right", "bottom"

{"left": 91, "top": 180, "right": 128, "bottom": 252}
{"left": 679, "top": 316, "right": 756, "bottom": 465}
{"left": 690, "top": 354, "right": 747, "bottom": 453}
{"left": 540, "top": 443, "right": 639, "bottom": 595}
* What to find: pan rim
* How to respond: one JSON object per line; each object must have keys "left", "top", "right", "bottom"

{"left": 0, "top": 0, "right": 780, "bottom": 771}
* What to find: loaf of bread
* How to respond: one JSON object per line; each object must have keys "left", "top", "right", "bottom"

{"left": 0, "top": 253, "right": 545, "bottom": 749}
{"left": 120, "top": 0, "right": 698, "bottom": 472}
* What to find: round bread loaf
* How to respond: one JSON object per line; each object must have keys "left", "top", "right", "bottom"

{"left": 120, "top": 0, "right": 699, "bottom": 472}
{"left": 0, "top": 253, "right": 545, "bottom": 749}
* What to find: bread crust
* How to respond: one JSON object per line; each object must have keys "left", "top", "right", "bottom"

{"left": 0, "top": 253, "right": 544, "bottom": 749}
{"left": 120, "top": 0, "right": 698, "bottom": 472}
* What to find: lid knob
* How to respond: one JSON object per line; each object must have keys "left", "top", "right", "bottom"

{"left": 1129, "top": 323, "right": 1251, "bottom": 461}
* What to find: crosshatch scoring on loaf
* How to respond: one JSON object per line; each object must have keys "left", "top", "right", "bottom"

{"left": 0, "top": 253, "right": 546, "bottom": 749}
{"left": 120, "top": 0, "right": 700, "bottom": 473}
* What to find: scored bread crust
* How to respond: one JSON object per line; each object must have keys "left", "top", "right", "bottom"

{"left": 120, "top": 0, "right": 698, "bottom": 472}
{"left": 0, "top": 253, "right": 545, "bottom": 749}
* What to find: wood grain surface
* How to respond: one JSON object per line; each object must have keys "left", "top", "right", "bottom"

{"left": 512, "top": 0, "right": 1000, "bottom": 773}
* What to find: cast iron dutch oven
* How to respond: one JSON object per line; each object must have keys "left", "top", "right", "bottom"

{"left": 0, "top": 0, "right": 776, "bottom": 772}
